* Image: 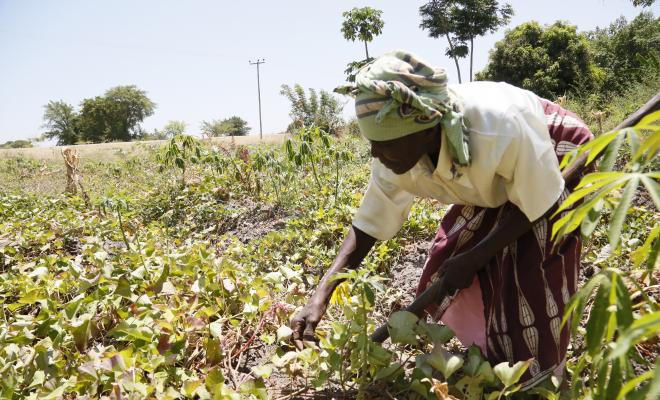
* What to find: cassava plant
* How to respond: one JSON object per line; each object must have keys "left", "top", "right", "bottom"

{"left": 156, "top": 134, "right": 204, "bottom": 186}
{"left": 553, "top": 110, "right": 659, "bottom": 399}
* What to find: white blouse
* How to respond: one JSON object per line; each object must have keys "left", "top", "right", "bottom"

{"left": 353, "top": 81, "right": 564, "bottom": 241}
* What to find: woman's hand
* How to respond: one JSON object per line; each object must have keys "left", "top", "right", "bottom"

{"left": 290, "top": 301, "right": 327, "bottom": 350}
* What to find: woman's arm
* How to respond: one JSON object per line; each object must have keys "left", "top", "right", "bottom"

{"left": 290, "top": 225, "right": 377, "bottom": 349}
{"left": 440, "top": 204, "right": 532, "bottom": 291}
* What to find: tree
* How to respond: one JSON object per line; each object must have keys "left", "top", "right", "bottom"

{"left": 161, "top": 120, "right": 187, "bottom": 138}
{"left": 587, "top": 12, "right": 659, "bottom": 97}
{"left": 42, "top": 100, "right": 79, "bottom": 145}
{"left": 280, "top": 84, "right": 344, "bottom": 135}
{"left": 419, "top": 0, "right": 469, "bottom": 83}
{"left": 76, "top": 85, "right": 155, "bottom": 143}
{"left": 200, "top": 117, "right": 250, "bottom": 138}
{"left": 341, "top": 7, "right": 384, "bottom": 60}
{"left": 476, "top": 21, "right": 596, "bottom": 99}
{"left": 631, "top": 0, "right": 656, "bottom": 6}
{"left": 0, "top": 140, "right": 33, "bottom": 149}
{"left": 420, "top": 1, "right": 513, "bottom": 82}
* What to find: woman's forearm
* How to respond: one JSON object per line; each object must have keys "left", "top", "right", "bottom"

{"left": 467, "top": 204, "right": 533, "bottom": 268}
{"left": 308, "top": 225, "right": 377, "bottom": 306}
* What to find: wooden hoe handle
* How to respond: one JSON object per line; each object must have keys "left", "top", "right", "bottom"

{"left": 371, "top": 93, "right": 660, "bottom": 344}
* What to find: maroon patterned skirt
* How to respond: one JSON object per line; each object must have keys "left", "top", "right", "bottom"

{"left": 416, "top": 99, "right": 594, "bottom": 388}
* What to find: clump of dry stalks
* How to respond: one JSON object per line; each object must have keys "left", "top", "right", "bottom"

{"left": 61, "top": 147, "right": 90, "bottom": 205}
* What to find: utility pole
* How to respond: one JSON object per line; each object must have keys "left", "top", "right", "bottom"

{"left": 249, "top": 58, "right": 265, "bottom": 139}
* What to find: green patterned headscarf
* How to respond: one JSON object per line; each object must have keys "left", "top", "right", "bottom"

{"left": 336, "top": 50, "right": 470, "bottom": 167}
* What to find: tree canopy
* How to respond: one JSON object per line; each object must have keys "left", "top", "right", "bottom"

{"left": 200, "top": 116, "right": 250, "bottom": 137}
{"left": 341, "top": 7, "right": 384, "bottom": 60}
{"left": 476, "top": 21, "right": 595, "bottom": 99}
{"left": 0, "top": 139, "right": 33, "bottom": 149}
{"left": 42, "top": 100, "right": 78, "bottom": 145}
{"left": 420, "top": 0, "right": 513, "bottom": 82}
{"left": 587, "top": 12, "right": 659, "bottom": 97}
{"left": 41, "top": 85, "right": 155, "bottom": 145}
{"left": 280, "top": 84, "right": 344, "bottom": 136}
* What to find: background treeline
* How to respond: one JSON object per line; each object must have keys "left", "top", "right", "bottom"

{"left": 41, "top": 85, "right": 250, "bottom": 145}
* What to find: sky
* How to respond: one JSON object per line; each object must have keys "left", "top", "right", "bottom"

{"left": 0, "top": 0, "right": 655, "bottom": 145}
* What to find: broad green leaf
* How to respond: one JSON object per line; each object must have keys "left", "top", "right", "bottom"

{"left": 493, "top": 359, "right": 532, "bottom": 387}
{"left": 41, "top": 384, "right": 68, "bottom": 400}
{"left": 206, "top": 337, "right": 223, "bottom": 365}
{"left": 631, "top": 225, "right": 659, "bottom": 268}
{"left": 388, "top": 311, "right": 419, "bottom": 346}
{"left": 616, "top": 369, "right": 653, "bottom": 400}
{"left": 463, "top": 346, "right": 485, "bottom": 376}
{"left": 209, "top": 320, "right": 223, "bottom": 339}
{"left": 608, "top": 177, "right": 640, "bottom": 249}
{"left": 417, "top": 321, "right": 454, "bottom": 345}
{"left": 455, "top": 375, "right": 485, "bottom": 400}
{"left": 633, "top": 128, "right": 660, "bottom": 161}
{"left": 644, "top": 360, "right": 660, "bottom": 400}
{"left": 426, "top": 346, "right": 464, "bottom": 379}
{"left": 205, "top": 367, "right": 224, "bottom": 390}
{"left": 609, "top": 311, "right": 660, "bottom": 360}
{"left": 553, "top": 179, "right": 627, "bottom": 241}
{"left": 71, "top": 317, "right": 92, "bottom": 352}
{"left": 373, "top": 362, "right": 402, "bottom": 381}
{"left": 614, "top": 275, "right": 633, "bottom": 330}
{"left": 581, "top": 198, "right": 604, "bottom": 238}
{"left": 114, "top": 275, "right": 132, "bottom": 298}
{"left": 276, "top": 325, "right": 293, "bottom": 341}
{"left": 605, "top": 357, "right": 623, "bottom": 400}
{"left": 641, "top": 176, "right": 660, "bottom": 211}
{"left": 153, "top": 262, "right": 170, "bottom": 293}
{"left": 599, "top": 130, "right": 626, "bottom": 172}
{"left": 251, "top": 364, "right": 272, "bottom": 379}
{"left": 555, "top": 172, "right": 626, "bottom": 215}
{"left": 586, "top": 282, "right": 611, "bottom": 356}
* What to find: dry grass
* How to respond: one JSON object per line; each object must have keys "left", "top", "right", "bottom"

{"left": 0, "top": 134, "right": 286, "bottom": 162}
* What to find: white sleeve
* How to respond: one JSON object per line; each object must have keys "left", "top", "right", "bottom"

{"left": 352, "top": 162, "right": 415, "bottom": 241}
{"left": 498, "top": 109, "right": 564, "bottom": 222}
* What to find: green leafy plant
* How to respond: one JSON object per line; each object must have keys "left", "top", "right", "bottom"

{"left": 553, "top": 111, "right": 659, "bottom": 398}
{"left": 156, "top": 134, "right": 204, "bottom": 186}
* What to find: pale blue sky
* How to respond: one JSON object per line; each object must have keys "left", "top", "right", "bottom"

{"left": 0, "top": 0, "right": 654, "bottom": 144}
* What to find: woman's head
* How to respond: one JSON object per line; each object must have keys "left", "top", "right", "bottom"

{"left": 336, "top": 50, "right": 471, "bottom": 169}
{"left": 369, "top": 124, "right": 440, "bottom": 175}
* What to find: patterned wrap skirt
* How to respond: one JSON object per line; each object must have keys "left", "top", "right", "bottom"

{"left": 416, "top": 99, "right": 594, "bottom": 389}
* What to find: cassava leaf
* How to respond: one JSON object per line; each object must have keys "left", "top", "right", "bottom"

{"left": 493, "top": 359, "right": 532, "bottom": 387}
{"left": 608, "top": 176, "right": 640, "bottom": 249}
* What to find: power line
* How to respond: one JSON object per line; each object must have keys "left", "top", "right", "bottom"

{"left": 248, "top": 58, "right": 265, "bottom": 139}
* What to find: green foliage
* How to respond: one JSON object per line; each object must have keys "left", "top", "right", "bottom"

{"left": 200, "top": 117, "right": 250, "bottom": 138}
{"left": 554, "top": 111, "right": 659, "bottom": 253}
{"left": 0, "top": 140, "right": 33, "bottom": 149}
{"left": 420, "top": 0, "right": 513, "bottom": 82}
{"left": 587, "top": 12, "right": 660, "bottom": 100}
{"left": 280, "top": 84, "right": 344, "bottom": 135}
{"left": 42, "top": 86, "right": 156, "bottom": 145}
{"left": 156, "top": 134, "right": 204, "bottom": 186}
{"left": 632, "top": 0, "right": 657, "bottom": 6}
{"left": 160, "top": 120, "right": 187, "bottom": 139}
{"left": 41, "top": 100, "right": 78, "bottom": 145}
{"left": 2, "top": 107, "right": 657, "bottom": 398}
{"left": 78, "top": 85, "right": 156, "bottom": 143}
{"left": 553, "top": 112, "right": 659, "bottom": 398}
{"left": 477, "top": 21, "right": 596, "bottom": 98}
{"left": 340, "top": 7, "right": 384, "bottom": 60}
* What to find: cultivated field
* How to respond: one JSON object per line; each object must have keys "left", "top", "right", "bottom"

{"left": 0, "top": 126, "right": 657, "bottom": 399}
